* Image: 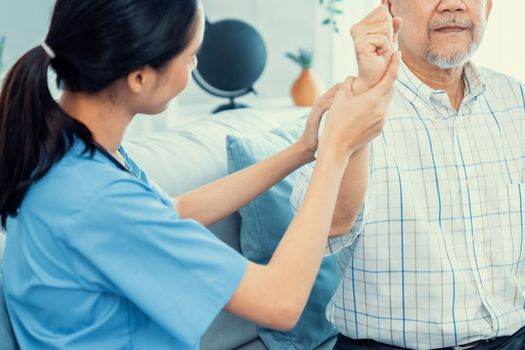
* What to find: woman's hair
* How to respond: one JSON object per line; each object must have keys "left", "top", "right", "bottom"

{"left": 0, "top": 0, "right": 199, "bottom": 228}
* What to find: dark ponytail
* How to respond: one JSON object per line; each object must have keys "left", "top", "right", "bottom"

{"left": 0, "top": 47, "right": 93, "bottom": 229}
{"left": 0, "top": 0, "right": 199, "bottom": 228}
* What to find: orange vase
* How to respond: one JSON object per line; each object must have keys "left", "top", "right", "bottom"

{"left": 291, "top": 69, "right": 324, "bottom": 107}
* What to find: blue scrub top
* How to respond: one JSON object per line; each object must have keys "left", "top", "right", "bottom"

{"left": 2, "top": 139, "right": 247, "bottom": 349}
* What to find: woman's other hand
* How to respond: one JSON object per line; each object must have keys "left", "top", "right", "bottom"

{"left": 295, "top": 83, "right": 342, "bottom": 160}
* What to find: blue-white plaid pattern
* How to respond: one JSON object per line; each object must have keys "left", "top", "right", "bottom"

{"left": 291, "top": 62, "right": 525, "bottom": 349}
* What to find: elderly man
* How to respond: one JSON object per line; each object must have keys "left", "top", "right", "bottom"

{"left": 292, "top": 0, "right": 525, "bottom": 349}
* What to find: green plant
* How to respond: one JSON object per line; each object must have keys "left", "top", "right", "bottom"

{"left": 285, "top": 49, "right": 313, "bottom": 70}
{"left": 320, "top": 0, "right": 343, "bottom": 33}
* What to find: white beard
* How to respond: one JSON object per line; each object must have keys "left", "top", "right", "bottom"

{"left": 425, "top": 40, "right": 481, "bottom": 69}
{"left": 424, "top": 18, "right": 486, "bottom": 69}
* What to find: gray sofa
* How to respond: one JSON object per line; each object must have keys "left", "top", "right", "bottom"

{"left": 125, "top": 108, "right": 337, "bottom": 350}
{"left": 0, "top": 108, "right": 337, "bottom": 349}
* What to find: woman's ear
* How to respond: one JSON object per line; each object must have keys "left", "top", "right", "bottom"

{"left": 127, "top": 67, "right": 150, "bottom": 94}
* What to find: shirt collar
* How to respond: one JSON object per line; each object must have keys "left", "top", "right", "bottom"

{"left": 462, "top": 61, "right": 487, "bottom": 106}
{"left": 395, "top": 60, "right": 487, "bottom": 119}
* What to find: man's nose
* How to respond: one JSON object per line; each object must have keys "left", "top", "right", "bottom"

{"left": 437, "top": 0, "right": 467, "bottom": 13}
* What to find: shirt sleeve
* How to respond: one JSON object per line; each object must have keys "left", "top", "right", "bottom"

{"left": 66, "top": 178, "right": 247, "bottom": 345}
{"left": 290, "top": 162, "right": 367, "bottom": 256}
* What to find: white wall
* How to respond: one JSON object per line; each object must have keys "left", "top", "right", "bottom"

{"left": 177, "top": 0, "right": 332, "bottom": 106}
{"left": 3, "top": 0, "right": 524, "bottom": 97}
{"left": 0, "top": 0, "right": 332, "bottom": 105}
{"left": 0, "top": 0, "right": 335, "bottom": 136}
{"left": 473, "top": 1, "right": 525, "bottom": 82}
{"left": 4, "top": 0, "right": 522, "bottom": 136}
{"left": 332, "top": 0, "right": 525, "bottom": 84}
{"left": 0, "top": 0, "right": 55, "bottom": 69}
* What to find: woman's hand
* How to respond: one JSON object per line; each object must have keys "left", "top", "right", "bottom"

{"left": 318, "top": 51, "right": 401, "bottom": 161}
{"left": 295, "top": 83, "right": 342, "bottom": 160}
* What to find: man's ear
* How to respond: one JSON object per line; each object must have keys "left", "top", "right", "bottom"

{"left": 485, "top": 0, "right": 493, "bottom": 21}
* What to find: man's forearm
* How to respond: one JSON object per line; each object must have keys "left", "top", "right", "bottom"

{"left": 330, "top": 145, "right": 369, "bottom": 237}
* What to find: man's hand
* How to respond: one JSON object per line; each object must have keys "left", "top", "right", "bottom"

{"left": 351, "top": 5, "right": 403, "bottom": 96}
{"left": 319, "top": 51, "right": 401, "bottom": 159}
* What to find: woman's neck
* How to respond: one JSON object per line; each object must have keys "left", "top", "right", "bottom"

{"left": 59, "top": 89, "right": 133, "bottom": 155}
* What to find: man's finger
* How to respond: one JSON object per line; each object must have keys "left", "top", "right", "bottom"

{"left": 362, "top": 21, "right": 394, "bottom": 39}
{"left": 355, "top": 34, "right": 392, "bottom": 56}
{"left": 366, "top": 4, "right": 392, "bottom": 25}
{"left": 341, "top": 77, "right": 356, "bottom": 97}
{"left": 369, "top": 51, "right": 401, "bottom": 96}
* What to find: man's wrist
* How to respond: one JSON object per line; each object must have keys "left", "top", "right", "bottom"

{"left": 351, "top": 78, "right": 372, "bottom": 96}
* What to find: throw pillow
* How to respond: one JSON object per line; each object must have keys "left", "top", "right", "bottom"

{"left": 226, "top": 119, "right": 339, "bottom": 350}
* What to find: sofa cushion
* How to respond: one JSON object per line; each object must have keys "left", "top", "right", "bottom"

{"left": 226, "top": 119, "right": 339, "bottom": 350}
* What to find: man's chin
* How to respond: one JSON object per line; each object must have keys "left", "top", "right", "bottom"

{"left": 425, "top": 38, "right": 481, "bottom": 69}
{"left": 425, "top": 44, "right": 479, "bottom": 69}
{"left": 425, "top": 52, "right": 472, "bottom": 69}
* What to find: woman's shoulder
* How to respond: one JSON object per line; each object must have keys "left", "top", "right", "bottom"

{"left": 22, "top": 143, "right": 146, "bottom": 220}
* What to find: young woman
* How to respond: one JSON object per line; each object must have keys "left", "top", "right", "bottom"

{"left": 0, "top": 0, "right": 400, "bottom": 348}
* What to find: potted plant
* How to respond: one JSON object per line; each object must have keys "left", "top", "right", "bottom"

{"left": 285, "top": 49, "right": 325, "bottom": 107}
